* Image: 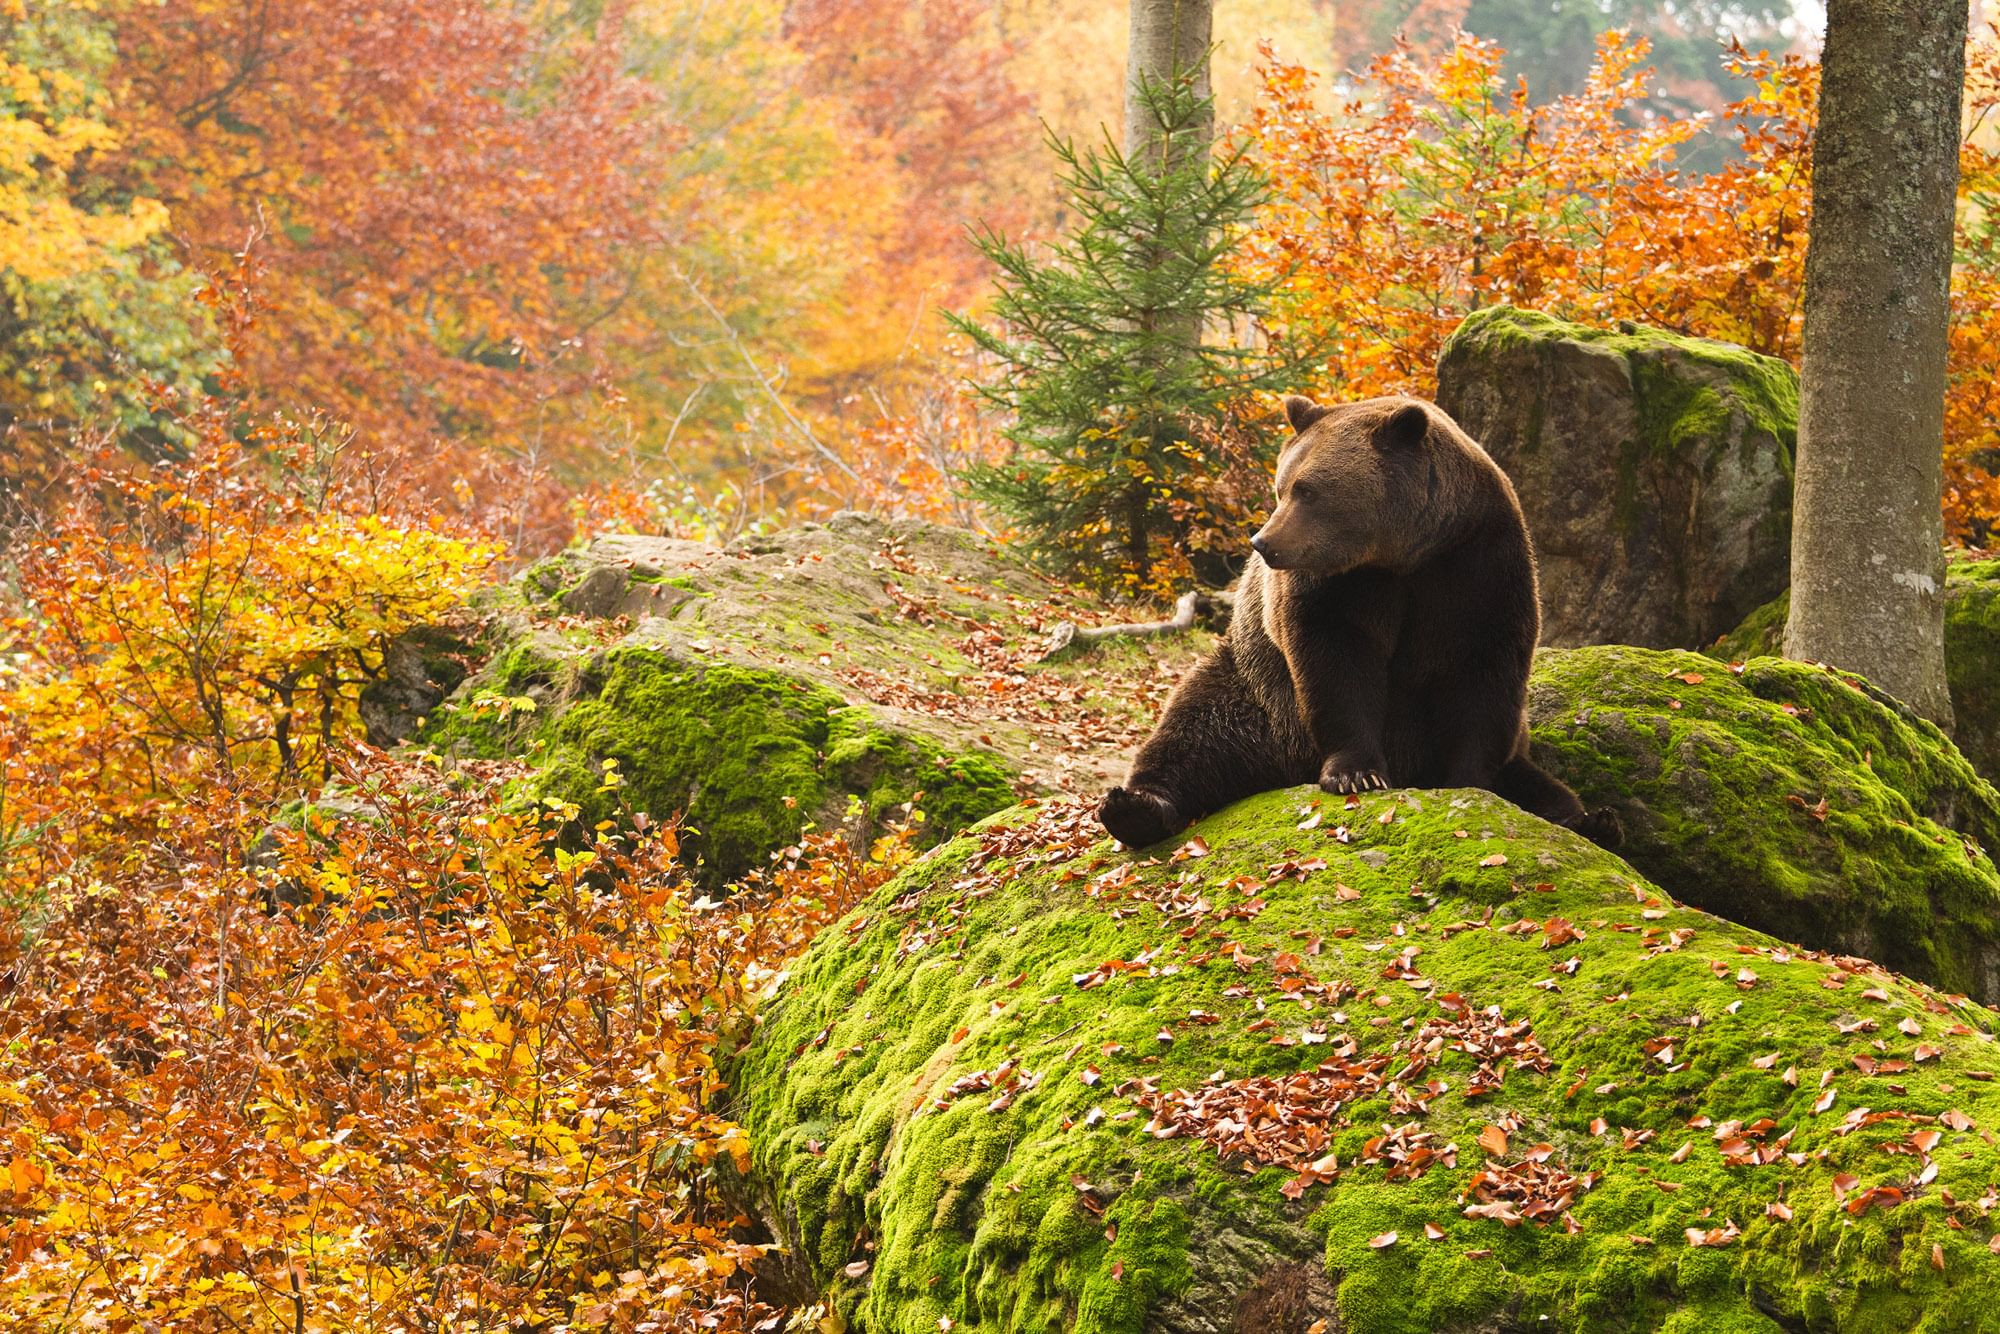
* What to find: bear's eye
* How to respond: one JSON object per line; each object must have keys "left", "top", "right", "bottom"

{"left": 1289, "top": 480, "right": 1316, "bottom": 503}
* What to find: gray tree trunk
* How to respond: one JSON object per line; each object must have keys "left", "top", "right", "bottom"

{"left": 1124, "top": 0, "right": 1212, "bottom": 163}
{"left": 1784, "top": 0, "right": 1968, "bottom": 727}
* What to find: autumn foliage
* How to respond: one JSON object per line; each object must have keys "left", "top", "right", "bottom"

{"left": 1236, "top": 26, "right": 2000, "bottom": 545}
{"left": 0, "top": 390, "right": 913, "bottom": 1329}
{"left": 18, "top": 5, "right": 2000, "bottom": 1327}
{"left": 0, "top": 746, "right": 911, "bottom": 1328}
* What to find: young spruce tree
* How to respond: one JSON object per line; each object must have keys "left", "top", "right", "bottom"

{"left": 950, "top": 74, "right": 1321, "bottom": 595}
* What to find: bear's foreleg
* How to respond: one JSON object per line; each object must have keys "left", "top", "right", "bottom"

{"left": 1286, "top": 632, "right": 1393, "bottom": 795}
{"left": 1098, "top": 646, "right": 1285, "bottom": 847}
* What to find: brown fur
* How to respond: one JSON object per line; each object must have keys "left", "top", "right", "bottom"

{"left": 1097, "top": 395, "right": 1621, "bottom": 849}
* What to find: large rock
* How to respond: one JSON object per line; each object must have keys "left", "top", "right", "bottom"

{"left": 1529, "top": 646, "right": 2000, "bottom": 1002}
{"left": 418, "top": 515, "right": 1211, "bottom": 884}
{"left": 737, "top": 781, "right": 2000, "bottom": 1334}
{"left": 1437, "top": 307, "right": 1797, "bottom": 650}
{"left": 1710, "top": 562, "right": 2000, "bottom": 784}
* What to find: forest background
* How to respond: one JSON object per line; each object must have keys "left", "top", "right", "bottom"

{"left": 5, "top": 0, "right": 2000, "bottom": 1327}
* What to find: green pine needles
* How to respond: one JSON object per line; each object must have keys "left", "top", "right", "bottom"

{"left": 949, "top": 73, "right": 1324, "bottom": 596}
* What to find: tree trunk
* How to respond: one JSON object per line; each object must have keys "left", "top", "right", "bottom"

{"left": 1124, "top": 0, "right": 1212, "bottom": 164}
{"left": 1783, "top": 0, "right": 1967, "bottom": 727}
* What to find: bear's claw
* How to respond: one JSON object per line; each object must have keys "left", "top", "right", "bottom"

{"left": 1319, "top": 769, "right": 1388, "bottom": 795}
{"left": 1098, "top": 786, "right": 1182, "bottom": 848}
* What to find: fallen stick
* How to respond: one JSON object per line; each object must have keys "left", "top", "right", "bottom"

{"left": 1038, "top": 589, "right": 1233, "bottom": 660}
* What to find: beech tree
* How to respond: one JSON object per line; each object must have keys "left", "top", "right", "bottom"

{"left": 1784, "top": 0, "right": 1970, "bottom": 725}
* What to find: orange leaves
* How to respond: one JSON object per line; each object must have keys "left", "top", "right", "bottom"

{"left": 1237, "top": 30, "right": 1816, "bottom": 403}
{"left": 94, "top": 0, "right": 668, "bottom": 545}
{"left": 1, "top": 434, "right": 497, "bottom": 868}
{"left": 0, "top": 747, "right": 900, "bottom": 1330}
{"left": 1239, "top": 26, "right": 2000, "bottom": 543}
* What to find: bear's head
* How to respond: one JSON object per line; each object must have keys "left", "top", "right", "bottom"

{"left": 1250, "top": 395, "right": 1490, "bottom": 575}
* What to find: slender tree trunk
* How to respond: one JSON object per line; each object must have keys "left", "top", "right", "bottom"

{"left": 1784, "top": 0, "right": 1968, "bottom": 726}
{"left": 1124, "top": 0, "right": 1211, "bottom": 164}
{"left": 1124, "top": 1, "right": 1212, "bottom": 575}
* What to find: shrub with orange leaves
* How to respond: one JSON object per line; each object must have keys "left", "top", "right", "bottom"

{"left": 0, "top": 747, "right": 914, "bottom": 1329}
{"left": 1239, "top": 26, "right": 2000, "bottom": 545}
{"left": 1, "top": 420, "right": 498, "bottom": 889}
{"left": 0, "top": 387, "right": 920, "bottom": 1324}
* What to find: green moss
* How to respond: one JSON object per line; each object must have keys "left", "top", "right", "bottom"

{"left": 737, "top": 785, "right": 2000, "bottom": 1332}
{"left": 1528, "top": 645, "right": 2000, "bottom": 1000}
{"left": 1711, "top": 562, "right": 2000, "bottom": 785}
{"left": 1444, "top": 307, "right": 1800, "bottom": 468}
{"left": 1944, "top": 561, "right": 2000, "bottom": 786}
{"left": 1706, "top": 590, "right": 1790, "bottom": 663}
{"left": 1443, "top": 304, "right": 1798, "bottom": 483}
{"left": 415, "top": 637, "right": 572, "bottom": 761}
{"left": 423, "top": 645, "right": 1015, "bottom": 884}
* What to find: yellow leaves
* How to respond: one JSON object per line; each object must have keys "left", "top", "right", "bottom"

{"left": 1, "top": 443, "right": 501, "bottom": 840}
{"left": 0, "top": 36, "right": 170, "bottom": 284}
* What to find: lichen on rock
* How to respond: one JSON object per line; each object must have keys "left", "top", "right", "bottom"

{"left": 735, "top": 784, "right": 2000, "bottom": 1333}
{"left": 1437, "top": 306, "right": 1797, "bottom": 650}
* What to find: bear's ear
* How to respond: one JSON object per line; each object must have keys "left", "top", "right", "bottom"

{"left": 1284, "top": 395, "right": 1332, "bottom": 434}
{"left": 1375, "top": 402, "right": 1430, "bottom": 450}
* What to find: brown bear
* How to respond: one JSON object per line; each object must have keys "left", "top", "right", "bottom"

{"left": 1097, "top": 394, "right": 1620, "bottom": 849}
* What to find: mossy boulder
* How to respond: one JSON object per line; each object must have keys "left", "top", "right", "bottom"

{"left": 1437, "top": 306, "right": 1797, "bottom": 650}
{"left": 1710, "top": 562, "right": 2000, "bottom": 784}
{"left": 736, "top": 785, "right": 2000, "bottom": 1333}
{"left": 1528, "top": 645, "right": 2000, "bottom": 1003}
{"left": 418, "top": 515, "right": 1211, "bottom": 884}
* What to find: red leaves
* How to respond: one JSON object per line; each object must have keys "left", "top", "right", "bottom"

{"left": 1135, "top": 996, "right": 1547, "bottom": 1194}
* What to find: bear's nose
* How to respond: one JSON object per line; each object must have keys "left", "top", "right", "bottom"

{"left": 1250, "top": 533, "right": 1269, "bottom": 556}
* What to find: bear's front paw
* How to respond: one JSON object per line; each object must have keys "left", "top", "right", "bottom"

{"left": 1318, "top": 756, "right": 1388, "bottom": 795}
{"left": 1098, "top": 786, "right": 1182, "bottom": 848}
{"left": 1569, "top": 805, "right": 1624, "bottom": 851}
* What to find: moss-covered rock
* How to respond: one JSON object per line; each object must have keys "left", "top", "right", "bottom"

{"left": 1437, "top": 306, "right": 1797, "bottom": 650}
{"left": 1710, "top": 563, "right": 2000, "bottom": 785}
{"left": 1946, "top": 561, "right": 2000, "bottom": 789}
{"left": 736, "top": 786, "right": 2000, "bottom": 1333}
{"left": 1527, "top": 645, "right": 2000, "bottom": 1002}
{"left": 419, "top": 515, "right": 1210, "bottom": 883}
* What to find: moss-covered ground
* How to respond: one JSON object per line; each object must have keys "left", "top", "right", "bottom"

{"left": 737, "top": 785, "right": 2000, "bottom": 1333}
{"left": 1529, "top": 646, "right": 2000, "bottom": 1002}
{"left": 416, "top": 517, "right": 1208, "bottom": 883}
